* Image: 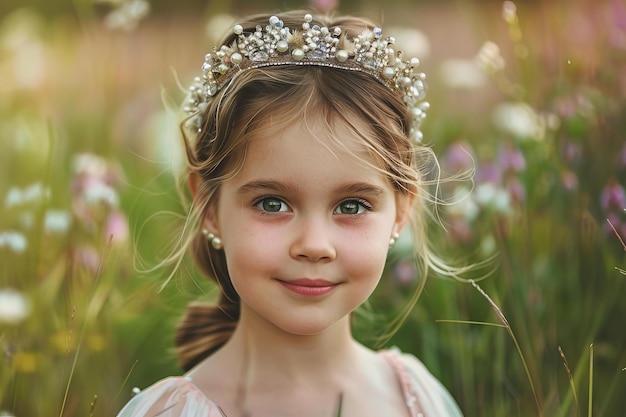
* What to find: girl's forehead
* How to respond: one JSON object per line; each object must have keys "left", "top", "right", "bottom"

{"left": 248, "top": 113, "right": 376, "bottom": 157}
{"left": 233, "top": 115, "right": 392, "bottom": 187}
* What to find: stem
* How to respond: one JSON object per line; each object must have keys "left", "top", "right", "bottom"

{"left": 587, "top": 343, "right": 593, "bottom": 417}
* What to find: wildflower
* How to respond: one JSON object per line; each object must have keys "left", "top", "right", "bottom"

{"left": 393, "top": 259, "right": 417, "bottom": 286}
{"left": 105, "top": 210, "right": 129, "bottom": 244}
{"left": 439, "top": 59, "right": 487, "bottom": 89}
{"left": 498, "top": 143, "right": 526, "bottom": 174}
{"left": 446, "top": 215, "right": 474, "bottom": 243}
{"left": 74, "top": 245, "right": 101, "bottom": 273}
{"left": 479, "top": 234, "right": 498, "bottom": 256}
{"left": 475, "top": 41, "right": 505, "bottom": 73}
{"left": 389, "top": 27, "right": 430, "bottom": 58}
{"left": 0, "top": 288, "right": 31, "bottom": 324}
{"left": 474, "top": 183, "right": 512, "bottom": 214}
{"left": 0, "top": 231, "right": 27, "bottom": 253}
{"left": 44, "top": 209, "right": 72, "bottom": 234}
{"left": 562, "top": 141, "right": 582, "bottom": 165}
{"left": 4, "top": 182, "right": 50, "bottom": 207}
{"left": 447, "top": 186, "right": 479, "bottom": 221}
{"left": 0, "top": 8, "right": 47, "bottom": 91}
{"left": 492, "top": 101, "right": 542, "bottom": 139}
{"left": 71, "top": 153, "right": 124, "bottom": 230}
{"left": 561, "top": 170, "right": 579, "bottom": 191}
{"left": 600, "top": 180, "right": 626, "bottom": 212}
{"left": 506, "top": 177, "right": 526, "bottom": 204}
{"left": 82, "top": 181, "right": 119, "bottom": 207}
{"left": 441, "top": 142, "right": 476, "bottom": 174}
{"left": 309, "top": 0, "right": 338, "bottom": 13}
{"left": 502, "top": 1, "right": 518, "bottom": 25}
{"left": 476, "top": 162, "right": 502, "bottom": 186}
{"left": 100, "top": 0, "right": 150, "bottom": 31}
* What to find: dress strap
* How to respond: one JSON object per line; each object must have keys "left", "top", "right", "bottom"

{"left": 381, "top": 350, "right": 424, "bottom": 417}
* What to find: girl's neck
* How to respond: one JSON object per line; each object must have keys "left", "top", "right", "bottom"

{"left": 213, "top": 303, "right": 366, "bottom": 387}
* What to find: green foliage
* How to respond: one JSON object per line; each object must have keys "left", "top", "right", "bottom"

{"left": 0, "top": 1, "right": 624, "bottom": 416}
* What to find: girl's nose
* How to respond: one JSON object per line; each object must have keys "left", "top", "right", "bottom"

{"left": 289, "top": 216, "right": 337, "bottom": 262}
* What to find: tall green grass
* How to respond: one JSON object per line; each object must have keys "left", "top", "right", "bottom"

{"left": 0, "top": 0, "right": 625, "bottom": 416}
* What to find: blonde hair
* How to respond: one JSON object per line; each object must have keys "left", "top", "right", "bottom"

{"left": 174, "top": 10, "right": 443, "bottom": 371}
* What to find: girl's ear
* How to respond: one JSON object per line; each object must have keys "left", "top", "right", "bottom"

{"left": 188, "top": 173, "right": 221, "bottom": 235}
{"left": 394, "top": 192, "right": 415, "bottom": 236}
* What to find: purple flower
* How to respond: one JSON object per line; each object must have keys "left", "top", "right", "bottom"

{"left": 441, "top": 142, "right": 476, "bottom": 174}
{"left": 601, "top": 180, "right": 626, "bottom": 212}
{"left": 309, "top": 0, "right": 338, "bottom": 12}
{"left": 506, "top": 177, "right": 526, "bottom": 204}
{"left": 562, "top": 141, "right": 582, "bottom": 165}
{"left": 561, "top": 170, "right": 579, "bottom": 191}
{"left": 393, "top": 259, "right": 418, "bottom": 287}
{"left": 498, "top": 144, "right": 525, "bottom": 174}
{"left": 476, "top": 162, "right": 502, "bottom": 186}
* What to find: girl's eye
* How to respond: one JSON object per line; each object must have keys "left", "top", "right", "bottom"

{"left": 334, "top": 199, "right": 370, "bottom": 215}
{"left": 256, "top": 197, "right": 290, "bottom": 213}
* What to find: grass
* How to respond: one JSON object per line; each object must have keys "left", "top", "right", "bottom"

{"left": 1, "top": 0, "right": 625, "bottom": 416}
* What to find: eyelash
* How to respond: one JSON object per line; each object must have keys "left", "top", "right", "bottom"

{"left": 252, "top": 196, "right": 372, "bottom": 216}
{"left": 334, "top": 198, "right": 372, "bottom": 215}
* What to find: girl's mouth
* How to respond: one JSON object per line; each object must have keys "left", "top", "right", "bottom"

{"left": 277, "top": 278, "right": 339, "bottom": 296}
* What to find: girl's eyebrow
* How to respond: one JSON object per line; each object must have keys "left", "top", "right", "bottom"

{"left": 237, "top": 180, "right": 387, "bottom": 198}
{"left": 335, "top": 182, "right": 387, "bottom": 198}
{"left": 236, "top": 180, "right": 299, "bottom": 196}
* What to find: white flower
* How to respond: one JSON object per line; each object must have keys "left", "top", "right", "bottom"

{"left": 83, "top": 182, "right": 119, "bottom": 207}
{"left": 439, "top": 59, "right": 487, "bottom": 90}
{"left": 475, "top": 41, "right": 505, "bottom": 73}
{"left": 447, "top": 186, "right": 480, "bottom": 221}
{"left": 474, "top": 183, "right": 511, "bottom": 214}
{"left": 389, "top": 27, "right": 430, "bottom": 58}
{"left": 72, "top": 153, "right": 110, "bottom": 179}
{"left": 0, "top": 231, "right": 27, "bottom": 253}
{"left": 0, "top": 288, "right": 31, "bottom": 324}
{"left": 492, "top": 101, "right": 543, "bottom": 140}
{"left": 44, "top": 209, "right": 72, "bottom": 234}
{"left": 480, "top": 234, "right": 498, "bottom": 256}
{"left": 4, "top": 182, "right": 50, "bottom": 207}
{"left": 103, "top": 0, "right": 150, "bottom": 31}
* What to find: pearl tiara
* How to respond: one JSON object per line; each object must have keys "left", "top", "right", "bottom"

{"left": 184, "top": 13, "right": 429, "bottom": 143}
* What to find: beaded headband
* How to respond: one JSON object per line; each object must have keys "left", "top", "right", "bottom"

{"left": 184, "top": 13, "right": 429, "bottom": 143}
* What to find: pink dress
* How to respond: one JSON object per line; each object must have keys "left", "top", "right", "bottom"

{"left": 116, "top": 348, "right": 462, "bottom": 417}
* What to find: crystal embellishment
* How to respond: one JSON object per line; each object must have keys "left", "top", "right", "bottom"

{"left": 185, "top": 14, "right": 429, "bottom": 142}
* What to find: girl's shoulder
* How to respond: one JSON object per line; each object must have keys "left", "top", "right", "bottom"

{"left": 116, "top": 376, "right": 225, "bottom": 417}
{"left": 380, "top": 347, "right": 463, "bottom": 417}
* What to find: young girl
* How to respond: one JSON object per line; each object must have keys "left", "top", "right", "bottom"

{"left": 117, "top": 10, "right": 463, "bottom": 417}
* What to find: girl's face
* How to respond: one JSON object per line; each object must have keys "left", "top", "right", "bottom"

{"left": 202, "top": 115, "right": 412, "bottom": 337}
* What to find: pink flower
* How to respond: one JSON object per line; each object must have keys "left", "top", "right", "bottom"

{"left": 309, "top": 0, "right": 338, "bottom": 12}
{"left": 601, "top": 180, "right": 626, "bottom": 212}
{"left": 506, "top": 177, "right": 526, "bottom": 204}
{"left": 74, "top": 245, "right": 101, "bottom": 273}
{"left": 561, "top": 170, "right": 579, "bottom": 191}
{"left": 562, "top": 141, "right": 582, "bottom": 165}
{"left": 441, "top": 142, "right": 476, "bottom": 174}
{"left": 476, "top": 162, "right": 502, "bottom": 186}
{"left": 393, "top": 259, "right": 418, "bottom": 286}
{"left": 105, "top": 210, "right": 129, "bottom": 244}
{"left": 498, "top": 144, "right": 525, "bottom": 174}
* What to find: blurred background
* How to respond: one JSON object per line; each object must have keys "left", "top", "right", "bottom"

{"left": 1, "top": 0, "right": 625, "bottom": 416}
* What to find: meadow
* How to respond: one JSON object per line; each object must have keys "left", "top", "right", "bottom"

{"left": 1, "top": 0, "right": 625, "bottom": 415}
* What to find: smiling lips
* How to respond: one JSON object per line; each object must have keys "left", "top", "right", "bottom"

{"left": 278, "top": 278, "right": 339, "bottom": 297}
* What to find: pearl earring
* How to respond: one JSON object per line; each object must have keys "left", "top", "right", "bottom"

{"left": 389, "top": 232, "right": 400, "bottom": 247}
{"left": 202, "top": 229, "right": 223, "bottom": 250}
